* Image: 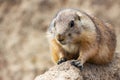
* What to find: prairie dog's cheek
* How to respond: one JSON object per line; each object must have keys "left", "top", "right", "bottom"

{"left": 72, "top": 33, "right": 77, "bottom": 38}
{"left": 72, "top": 34, "right": 80, "bottom": 41}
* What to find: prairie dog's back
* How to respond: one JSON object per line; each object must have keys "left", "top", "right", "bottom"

{"left": 88, "top": 16, "right": 116, "bottom": 64}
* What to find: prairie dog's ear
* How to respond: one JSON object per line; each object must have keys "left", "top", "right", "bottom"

{"left": 75, "top": 14, "right": 81, "bottom": 21}
{"left": 75, "top": 12, "right": 82, "bottom": 20}
{"left": 76, "top": 11, "right": 96, "bottom": 31}
{"left": 47, "top": 18, "right": 56, "bottom": 39}
{"left": 48, "top": 18, "right": 56, "bottom": 34}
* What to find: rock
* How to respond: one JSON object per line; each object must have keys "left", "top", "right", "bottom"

{"left": 34, "top": 53, "right": 120, "bottom": 80}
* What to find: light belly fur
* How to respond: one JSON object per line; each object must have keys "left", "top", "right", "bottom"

{"left": 62, "top": 44, "right": 79, "bottom": 54}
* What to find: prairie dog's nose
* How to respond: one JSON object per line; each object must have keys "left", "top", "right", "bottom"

{"left": 57, "top": 34, "right": 65, "bottom": 42}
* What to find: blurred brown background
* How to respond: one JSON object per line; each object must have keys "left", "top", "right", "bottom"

{"left": 0, "top": 0, "right": 120, "bottom": 80}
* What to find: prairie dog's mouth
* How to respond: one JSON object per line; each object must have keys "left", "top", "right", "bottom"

{"left": 58, "top": 39, "right": 74, "bottom": 45}
{"left": 55, "top": 37, "right": 66, "bottom": 45}
{"left": 59, "top": 41, "right": 66, "bottom": 45}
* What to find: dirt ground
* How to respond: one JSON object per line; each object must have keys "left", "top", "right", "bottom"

{"left": 0, "top": 0, "right": 120, "bottom": 80}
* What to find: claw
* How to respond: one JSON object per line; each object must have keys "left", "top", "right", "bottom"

{"left": 57, "top": 58, "right": 67, "bottom": 65}
{"left": 70, "top": 60, "right": 83, "bottom": 70}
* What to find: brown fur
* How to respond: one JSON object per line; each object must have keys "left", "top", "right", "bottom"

{"left": 47, "top": 9, "right": 116, "bottom": 65}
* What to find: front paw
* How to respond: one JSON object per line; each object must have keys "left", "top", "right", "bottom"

{"left": 57, "top": 58, "right": 67, "bottom": 65}
{"left": 70, "top": 60, "right": 83, "bottom": 70}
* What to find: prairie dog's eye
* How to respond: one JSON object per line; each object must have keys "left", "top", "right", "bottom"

{"left": 69, "top": 20, "right": 74, "bottom": 28}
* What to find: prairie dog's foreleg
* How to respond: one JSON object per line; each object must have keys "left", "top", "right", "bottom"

{"left": 71, "top": 46, "right": 98, "bottom": 70}
{"left": 51, "top": 39, "right": 67, "bottom": 64}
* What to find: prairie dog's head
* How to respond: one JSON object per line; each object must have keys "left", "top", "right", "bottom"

{"left": 48, "top": 9, "right": 96, "bottom": 45}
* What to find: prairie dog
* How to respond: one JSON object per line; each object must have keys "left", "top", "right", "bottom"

{"left": 47, "top": 9, "right": 116, "bottom": 69}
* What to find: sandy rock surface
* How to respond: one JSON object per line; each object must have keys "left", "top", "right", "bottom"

{"left": 35, "top": 53, "right": 120, "bottom": 80}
